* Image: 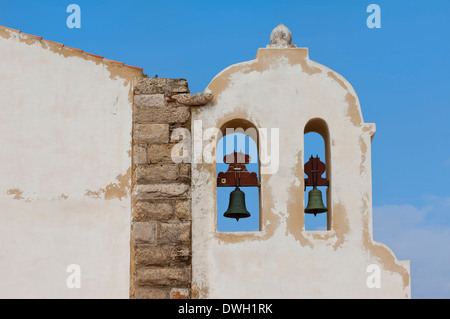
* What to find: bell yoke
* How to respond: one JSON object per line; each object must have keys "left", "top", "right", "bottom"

{"left": 217, "top": 151, "right": 328, "bottom": 221}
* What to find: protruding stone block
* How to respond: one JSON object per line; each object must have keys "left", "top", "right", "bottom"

{"left": 171, "top": 93, "right": 213, "bottom": 106}
{"left": 135, "top": 78, "right": 189, "bottom": 95}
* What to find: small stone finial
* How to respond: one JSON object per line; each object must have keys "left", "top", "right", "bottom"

{"left": 267, "top": 24, "right": 296, "bottom": 48}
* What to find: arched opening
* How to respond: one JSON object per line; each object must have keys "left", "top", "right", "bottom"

{"left": 216, "top": 120, "right": 260, "bottom": 232}
{"left": 304, "top": 118, "right": 331, "bottom": 231}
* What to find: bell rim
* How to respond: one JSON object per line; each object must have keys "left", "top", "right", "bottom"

{"left": 304, "top": 208, "right": 328, "bottom": 214}
{"left": 223, "top": 211, "right": 251, "bottom": 218}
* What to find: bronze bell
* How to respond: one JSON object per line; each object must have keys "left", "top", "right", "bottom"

{"left": 305, "top": 187, "right": 327, "bottom": 216}
{"left": 223, "top": 186, "right": 251, "bottom": 221}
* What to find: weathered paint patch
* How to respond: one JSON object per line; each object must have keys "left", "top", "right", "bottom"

{"left": 359, "top": 136, "right": 368, "bottom": 174}
{"left": 6, "top": 188, "right": 24, "bottom": 200}
{"left": 363, "top": 229, "right": 410, "bottom": 289}
{"left": 207, "top": 48, "right": 320, "bottom": 105}
{"left": 85, "top": 167, "right": 131, "bottom": 201}
{"left": 326, "top": 71, "right": 362, "bottom": 127}
{"left": 85, "top": 189, "right": 102, "bottom": 199}
{"left": 104, "top": 167, "right": 131, "bottom": 200}
{"left": 360, "top": 195, "right": 410, "bottom": 290}
{"left": 286, "top": 149, "right": 313, "bottom": 248}
{"left": 332, "top": 202, "right": 350, "bottom": 250}
{"left": 191, "top": 283, "right": 209, "bottom": 299}
{"left": 0, "top": 26, "right": 13, "bottom": 40}
{"left": 5, "top": 189, "right": 34, "bottom": 202}
{"left": 0, "top": 26, "right": 142, "bottom": 84}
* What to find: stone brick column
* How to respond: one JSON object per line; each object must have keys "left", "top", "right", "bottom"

{"left": 130, "top": 77, "right": 192, "bottom": 299}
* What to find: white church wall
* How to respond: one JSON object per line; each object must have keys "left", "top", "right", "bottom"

{"left": 0, "top": 26, "right": 141, "bottom": 298}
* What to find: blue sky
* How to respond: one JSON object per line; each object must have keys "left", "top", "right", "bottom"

{"left": 1, "top": 0, "right": 449, "bottom": 298}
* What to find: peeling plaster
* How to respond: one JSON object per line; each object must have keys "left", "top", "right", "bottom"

{"left": 331, "top": 202, "right": 350, "bottom": 250}
{"left": 6, "top": 188, "right": 24, "bottom": 200}
{"left": 191, "top": 283, "right": 209, "bottom": 299}
{"left": 85, "top": 168, "right": 131, "bottom": 201}
{"left": 360, "top": 193, "right": 410, "bottom": 290}
{"left": 286, "top": 149, "right": 313, "bottom": 248}
{"left": 359, "top": 136, "right": 367, "bottom": 175}
{"left": 6, "top": 189, "right": 35, "bottom": 202}
{"left": 0, "top": 26, "right": 142, "bottom": 84}
{"left": 326, "top": 71, "right": 362, "bottom": 127}
{"left": 205, "top": 48, "right": 322, "bottom": 105}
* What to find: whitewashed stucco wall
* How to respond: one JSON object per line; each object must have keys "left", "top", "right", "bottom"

{"left": 0, "top": 27, "right": 141, "bottom": 298}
